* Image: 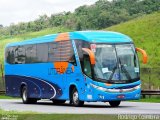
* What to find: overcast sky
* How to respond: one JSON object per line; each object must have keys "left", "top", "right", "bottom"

{"left": 0, "top": 0, "right": 98, "bottom": 26}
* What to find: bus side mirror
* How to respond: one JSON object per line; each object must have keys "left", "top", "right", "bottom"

{"left": 136, "top": 47, "right": 148, "bottom": 64}
{"left": 82, "top": 48, "right": 96, "bottom": 65}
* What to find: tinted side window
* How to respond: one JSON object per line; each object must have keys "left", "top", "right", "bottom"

{"left": 83, "top": 55, "right": 92, "bottom": 78}
{"left": 48, "top": 41, "right": 76, "bottom": 64}
{"left": 59, "top": 40, "right": 73, "bottom": 61}
{"left": 25, "top": 45, "right": 37, "bottom": 63}
{"left": 75, "top": 40, "right": 90, "bottom": 61}
{"left": 48, "top": 42, "right": 60, "bottom": 61}
{"left": 6, "top": 41, "right": 77, "bottom": 64}
{"left": 6, "top": 47, "right": 15, "bottom": 64}
{"left": 14, "top": 46, "right": 26, "bottom": 64}
{"left": 37, "top": 43, "right": 48, "bottom": 62}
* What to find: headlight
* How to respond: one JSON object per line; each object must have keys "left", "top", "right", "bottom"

{"left": 90, "top": 83, "right": 108, "bottom": 91}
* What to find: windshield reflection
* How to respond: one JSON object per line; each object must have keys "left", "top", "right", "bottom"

{"left": 93, "top": 44, "right": 139, "bottom": 82}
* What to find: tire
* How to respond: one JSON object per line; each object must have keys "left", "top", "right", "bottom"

{"left": 109, "top": 101, "right": 121, "bottom": 107}
{"left": 71, "top": 88, "right": 84, "bottom": 107}
{"left": 21, "top": 86, "right": 37, "bottom": 104}
{"left": 52, "top": 100, "right": 66, "bottom": 104}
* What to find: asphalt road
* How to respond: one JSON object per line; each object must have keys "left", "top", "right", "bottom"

{"left": 0, "top": 99, "right": 160, "bottom": 114}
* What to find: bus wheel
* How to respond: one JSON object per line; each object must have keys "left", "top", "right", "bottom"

{"left": 52, "top": 100, "right": 66, "bottom": 104}
{"left": 109, "top": 101, "right": 121, "bottom": 107}
{"left": 71, "top": 88, "right": 84, "bottom": 107}
{"left": 21, "top": 86, "right": 37, "bottom": 104}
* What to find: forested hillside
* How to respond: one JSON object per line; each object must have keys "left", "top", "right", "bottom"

{"left": 0, "top": 0, "right": 159, "bottom": 39}
{"left": 0, "top": 11, "right": 159, "bottom": 68}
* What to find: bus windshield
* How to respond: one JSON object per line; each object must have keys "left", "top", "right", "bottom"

{"left": 93, "top": 44, "right": 139, "bottom": 83}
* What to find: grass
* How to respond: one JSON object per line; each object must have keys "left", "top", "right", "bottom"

{"left": 0, "top": 95, "right": 18, "bottom": 99}
{"left": 0, "top": 108, "right": 118, "bottom": 120}
{"left": 131, "top": 97, "right": 160, "bottom": 103}
{"left": 140, "top": 68, "right": 160, "bottom": 89}
{"left": 1, "top": 114, "right": 117, "bottom": 120}
{"left": 0, "top": 77, "right": 4, "bottom": 91}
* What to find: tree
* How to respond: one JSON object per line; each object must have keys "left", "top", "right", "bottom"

{"left": 0, "top": 24, "right": 3, "bottom": 28}
{"left": 0, "top": 0, "right": 160, "bottom": 36}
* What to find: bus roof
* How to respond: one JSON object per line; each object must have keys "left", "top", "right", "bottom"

{"left": 6, "top": 31, "right": 133, "bottom": 47}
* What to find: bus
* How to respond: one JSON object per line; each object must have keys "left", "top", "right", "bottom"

{"left": 4, "top": 31, "right": 147, "bottom": 107}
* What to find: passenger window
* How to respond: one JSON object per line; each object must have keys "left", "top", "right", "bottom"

{"left": 6, "top": 47, "right": 15, "bottom": 64}
{"left": 25, "top": 45, "right": 37, "bottom": 63}
{"left": 59, "top": 41, "right": 71, "bottom": 61}
{"left": 14, "top": 46, "right": 26, "bottom": 64}
{"left": 37, "top": 43, "right": 48, "bottom": 62}
{"left": 48, "top": 41, "right": 76, "bottom": 65}
{"left": 48, "top": 43, "right": 60, "bottom": 61}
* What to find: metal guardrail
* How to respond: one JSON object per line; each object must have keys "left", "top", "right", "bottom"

{"left": 0, "top": 90, "right": 5, "bottom": 94}
{"left": 0, "top": 90, "right": 160, "bottom": 95}
{"left": 141, "top": 90, "right": 160, "bottom": 98}
{"left": 141, "top": 90, "right": 160, "bottom": 95}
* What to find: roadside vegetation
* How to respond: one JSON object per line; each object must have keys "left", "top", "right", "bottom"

{"left": 0, "top": 0, "right": 159, "bottom": 38}
{"left": 0, "top": 109, "right": 117, "bottom": 120}
{"left": 0, "top": 95, "right": 19, "bottom": 99}
{"left": 131, "top": 96, "right": 160, "bottom": 103}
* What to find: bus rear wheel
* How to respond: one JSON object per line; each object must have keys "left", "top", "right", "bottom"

{"left": 71, "top": 88, "right": 84, "bottom": 107}
{"left": 52, "top": 100, "right": 66, "bottom": 104}
{"left": 109, "top": 101, "right": 121, "bottom": 107}
{"left": 21, "top": 86, "right": 37, "bottom": 104}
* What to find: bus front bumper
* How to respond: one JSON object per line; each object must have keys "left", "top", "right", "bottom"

{"left": 86, "top": 84, "right": 141, "bottom": 102}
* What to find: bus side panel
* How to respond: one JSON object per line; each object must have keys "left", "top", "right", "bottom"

{"left": 5, "top": 75, "right": 63, "bottom": 99}
{"left": 5, "top": 75, "right": 40, "bottom": 97}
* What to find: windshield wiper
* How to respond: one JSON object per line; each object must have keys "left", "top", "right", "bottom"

{"left": 118, "top": 58, "right": 132, "bottom": 80}
{"left": 108, "top": 66, "right": 117, "bottom": 81}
